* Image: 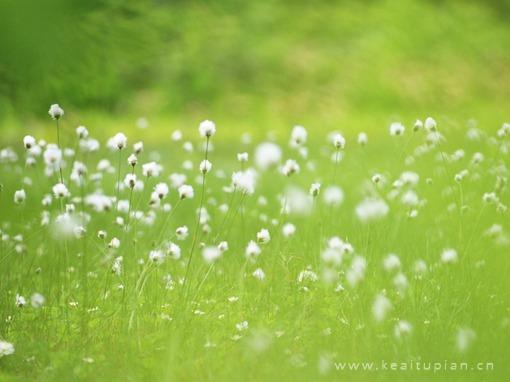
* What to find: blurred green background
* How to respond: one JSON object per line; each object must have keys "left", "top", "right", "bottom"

{"left": 0, "top": 0, "right": 509, "bottom": 139}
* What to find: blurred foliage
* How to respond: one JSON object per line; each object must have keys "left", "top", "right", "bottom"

{"left": 0, "top": 0, "right": 509, "bottom": 122}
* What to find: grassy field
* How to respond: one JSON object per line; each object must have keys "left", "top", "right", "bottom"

{"left": 0, "top": 111, "right": 509, "bottom": 381}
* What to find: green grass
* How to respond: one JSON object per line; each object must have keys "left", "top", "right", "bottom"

{"left": 0, "top": 116, "right": 509, "bottom": 381}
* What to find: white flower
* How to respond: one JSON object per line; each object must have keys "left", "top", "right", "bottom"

{"left": 0, "top": 341, "right": 14, "bottom": 357}
{"left": 199, "top": 120, "right": 216, "bottom": 138}
{"left": 154, "top": 182, "right": 169, "bottom": 199}
{"left": 389, "top": 122, "right": 405, "bottom": 136}
{"left": 372, "top": 293, "right": 392, "bottom": 322}
{"left": 109, "top": 133, "right": 127, "bottom": 150}
{"left": 358, "top": 132, "right": 368, "bottom": 146}
{"left": 52, "top": 183, "right": 69, "bottom": 198}
{"left": 282, "top": 223, "right": 296, "bottom": 238}
{"left": 48, "top": 104, "right": 64, "bottom": 119}
{"left": 112, "top": 256, "right": 123, "bottom": 275}
{"left": 332, "top": 133, "right": 345, "bottom": 149}
{"left": 291, "top": 125, "right": 307, "bottom": 145}
{"left": 355, "top": 198, "right": 389, "bottom": 222}
{"left": 133, "top": 141, "right": 143, "bottom": 154}
{"left": 43, "top": 144, "right": 62, "bottom": 166}
{"left": 252, "top": 268, "right": 266, "bottom": 281}
{"left": 236, "top": 321, "right": 249, "bottom": 331}
{"left": 76, "top": 126, "right": 89, "bottom": 139}
{"left": 127, "top": 154, "right": 137, "bottom": 167}
{"left": 394, "top": 320, "right": 413, "bottom": 339}
{"left": 199, "top": 160, "right": 212, "bottom": 174}
{"left": 383, "top": 254, "right": 401, "bottom": 272}
{"left": 218, "top": 241, "right": 229, "bottom": 252}
{"left": 413, "top": 119, "right": 423, "bottom": 131}
{"left": 169, "top": 173, "right": 187, "bottom": 188}
{"left": 15, "top": 294, "right": 26, "bottom": 307}
{"left": 171, "top": 130, "right": 183, "bottom": 141}
{"left": 297, "top": 268, "right": 318, "bottom": 283}
{"left": 441, "top": 248, "right": 458, "bottom": 264}
{"left": 309, "top": 183, "right": 321, "bottom": 197}
{"left": 23, "top": 135, "right": 36, "bottom": 149}
{"left": 456, "top": 327, "right": 476, "bottom": 352}
{"left": 245, "top": 240, "right": 261, "bottom": 259}
{"left": 14, "top": 189, "right": 26, "bottom": 204}
{"left": 149, "top": 250, "right": 165, "bottom": 264}
{"left": 232, "top": 170, "right": 255, "bottom": 195}
{"left": 237, "top": 152, "right": 249, "bottom": 162}
{"left": 30, "top": 293, "right": 45, "bottom": 308}
{"left": 178, "top": 184, "right": 194, "bottom": 200}
{"left": 176, "top": 226, "right": 189, "bottom": 240}
{"left": 256, "top": 229, "right": 271, "bottom": 244}
{"left": 142, "top": 161, "right": 162, "bottom": 177}
{"left": 424, "top": 117, "right": 437, "bottom": 131}
{"left": 281, "top": 159, "right": 300, "bottom": 177}
{"left": 108, "top": 237, "right": 120, "bottom": 249}
{"left": 166, "top": 242, "right": 181, "bottom": 260}
{"left": 254, "top": 142, "right": 282, "bottom": 169}
{"left": 323, "top": 186, "right": 344, "bottom": 206}
{"left": 202, "top": 246, "right": 221, "bottom": 263}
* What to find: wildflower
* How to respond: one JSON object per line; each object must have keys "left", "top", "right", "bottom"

{"left": 281, "top": 159, "right": 300, "bottom": 177}
{"left": 171, "top": 130, "right": 183, "bottom": 141}
{"left": 166, "top": 242, "right": 181, "bottom": 260}
{"left": 202, "top": 246, "right": 221, "bottom": 263}
{"left": 218, "top": 241, "right": 229, "bottom": 252}
{"left": 355, "top": 198, "right": 389, "bottom": 222}
{"left": 30, "top": 293, "right": 45, "bottom": 308}
{"left": 245, "top": 240, "right": 261, "bottom": 259}
{"left": 256, "top": 229, "right": 270, "bottom": 244}
{"left": 332, "top": 133, "right": 345, "bottom": 149}
{"left": 149, "top": 250, "right": 165, "bottom": 264}
{"left": 372, "top": 293, "right": 392, "bottom": 322}
{"left": 441, "top": 248, "right": 458, "bottom": 263}
{"left": 291, "top": 125, "right": 307, "bottom": 146}
{"left": 254, "top": 142, "right": 282, "bottom": 169}
{"left": 14, "top": 189, "right": 26, "bottom": 204}
{"left": 109, "top": 133, "right": 127, "bottom": 150}
{"left": 154, "top": 182, "right": 169, "bottom": 199}
{"left": 199, "top": 160, "right": 212, "bottom": 174}
{"left": 48, "top": 104, "right": 64, "bottom": 119}
{"left": 309, "top": 183, "right": 321, "bottom": 197}
{"left": 236, "top": 321, "right": 249, "bottom": 331}
{"left": 178, "top": 184, "right": 194, "bottom": 200}
{"left": 0, "top": 341, "right": 14, "bottom": 357}
{"left": 176, "top": 226, "right": 189, "bottom": 240}
{"left": 456, "top": 327, "right": 476, "bottom": 352}
{"left": 97, "top": 230, "right": 107, "bottom": 239}
{"left": 15, "top": 294, "right": 26, "bottom": 307}
{"left": 124, "top": 174, "right": 137, "bottom": 189}
{"left": 394, "top": 320, "right": 413, "bottom": 339}
{"left": 133, "top": 141, "right": 143, "bottom": 154}
{"left": 358, "top": 132, "right": 368, "bottom": 146}
{"left": 297, "top": 268, "right": 318, "bottom": 283}
{"left": 232, "top": 170, "right": 255, "bottom": 195}
{"left": 199, "top": 120, "right": 216, "bottom": 138}
{"left": 142, "top": 162, "right": 162, "bottom": 177}
{"left": 169, "top": 173, "right": 187, "bottom": 188}
{"left": 282, "top": 223, "right": 296, "bottom": 238}
{"left": 112, "top": 256, "right": 123, "bottom": 275}
{"left": 413, "top": 119, "right": 423, "bottom": 131}
{"left": 323, "top": 186, "right": 344, "bottom": 206}
{"left": 424, "top": 117, "right": 437, "bottom": 131}
{"left": 43, "top": 144, "right": 62, "bottom": 167}
{"left": 383, "top": 253, "right": 401, "bottom": 272}
{"left": 127, "top": 154, "right": 137, "bottom": 167}
{"left": 252, "top": 268, "right": 266, "bottom": 281}
{"left": 389, "top": 122, "right": 405, "bottom": 136}
{"left": 52, "top": 183, "right": 70, "bottom": 198}
{"left": 372, "top": 173, "right": 383, "bottom": 184}
{"left": 108, "top": 237, "right": 120, "bottom": 249}
{"left": 237, "top": 152, "right": 249, "bottom": 162}
{"left": 23, "top": 135, "right": 36, "bottom": 149}
{"left": 76, "top": 126, "right": 89, "bottom": 139}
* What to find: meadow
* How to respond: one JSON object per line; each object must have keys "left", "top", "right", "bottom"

{"left": 1, "top": 1, "right": 510, "bottom": 381}
{"left": 0, "top": 106, "right": 509, "bottom": 381}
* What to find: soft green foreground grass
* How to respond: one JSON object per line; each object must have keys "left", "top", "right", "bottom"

{"left": 0, "top": 117, "right": 509, "bottom": 381}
